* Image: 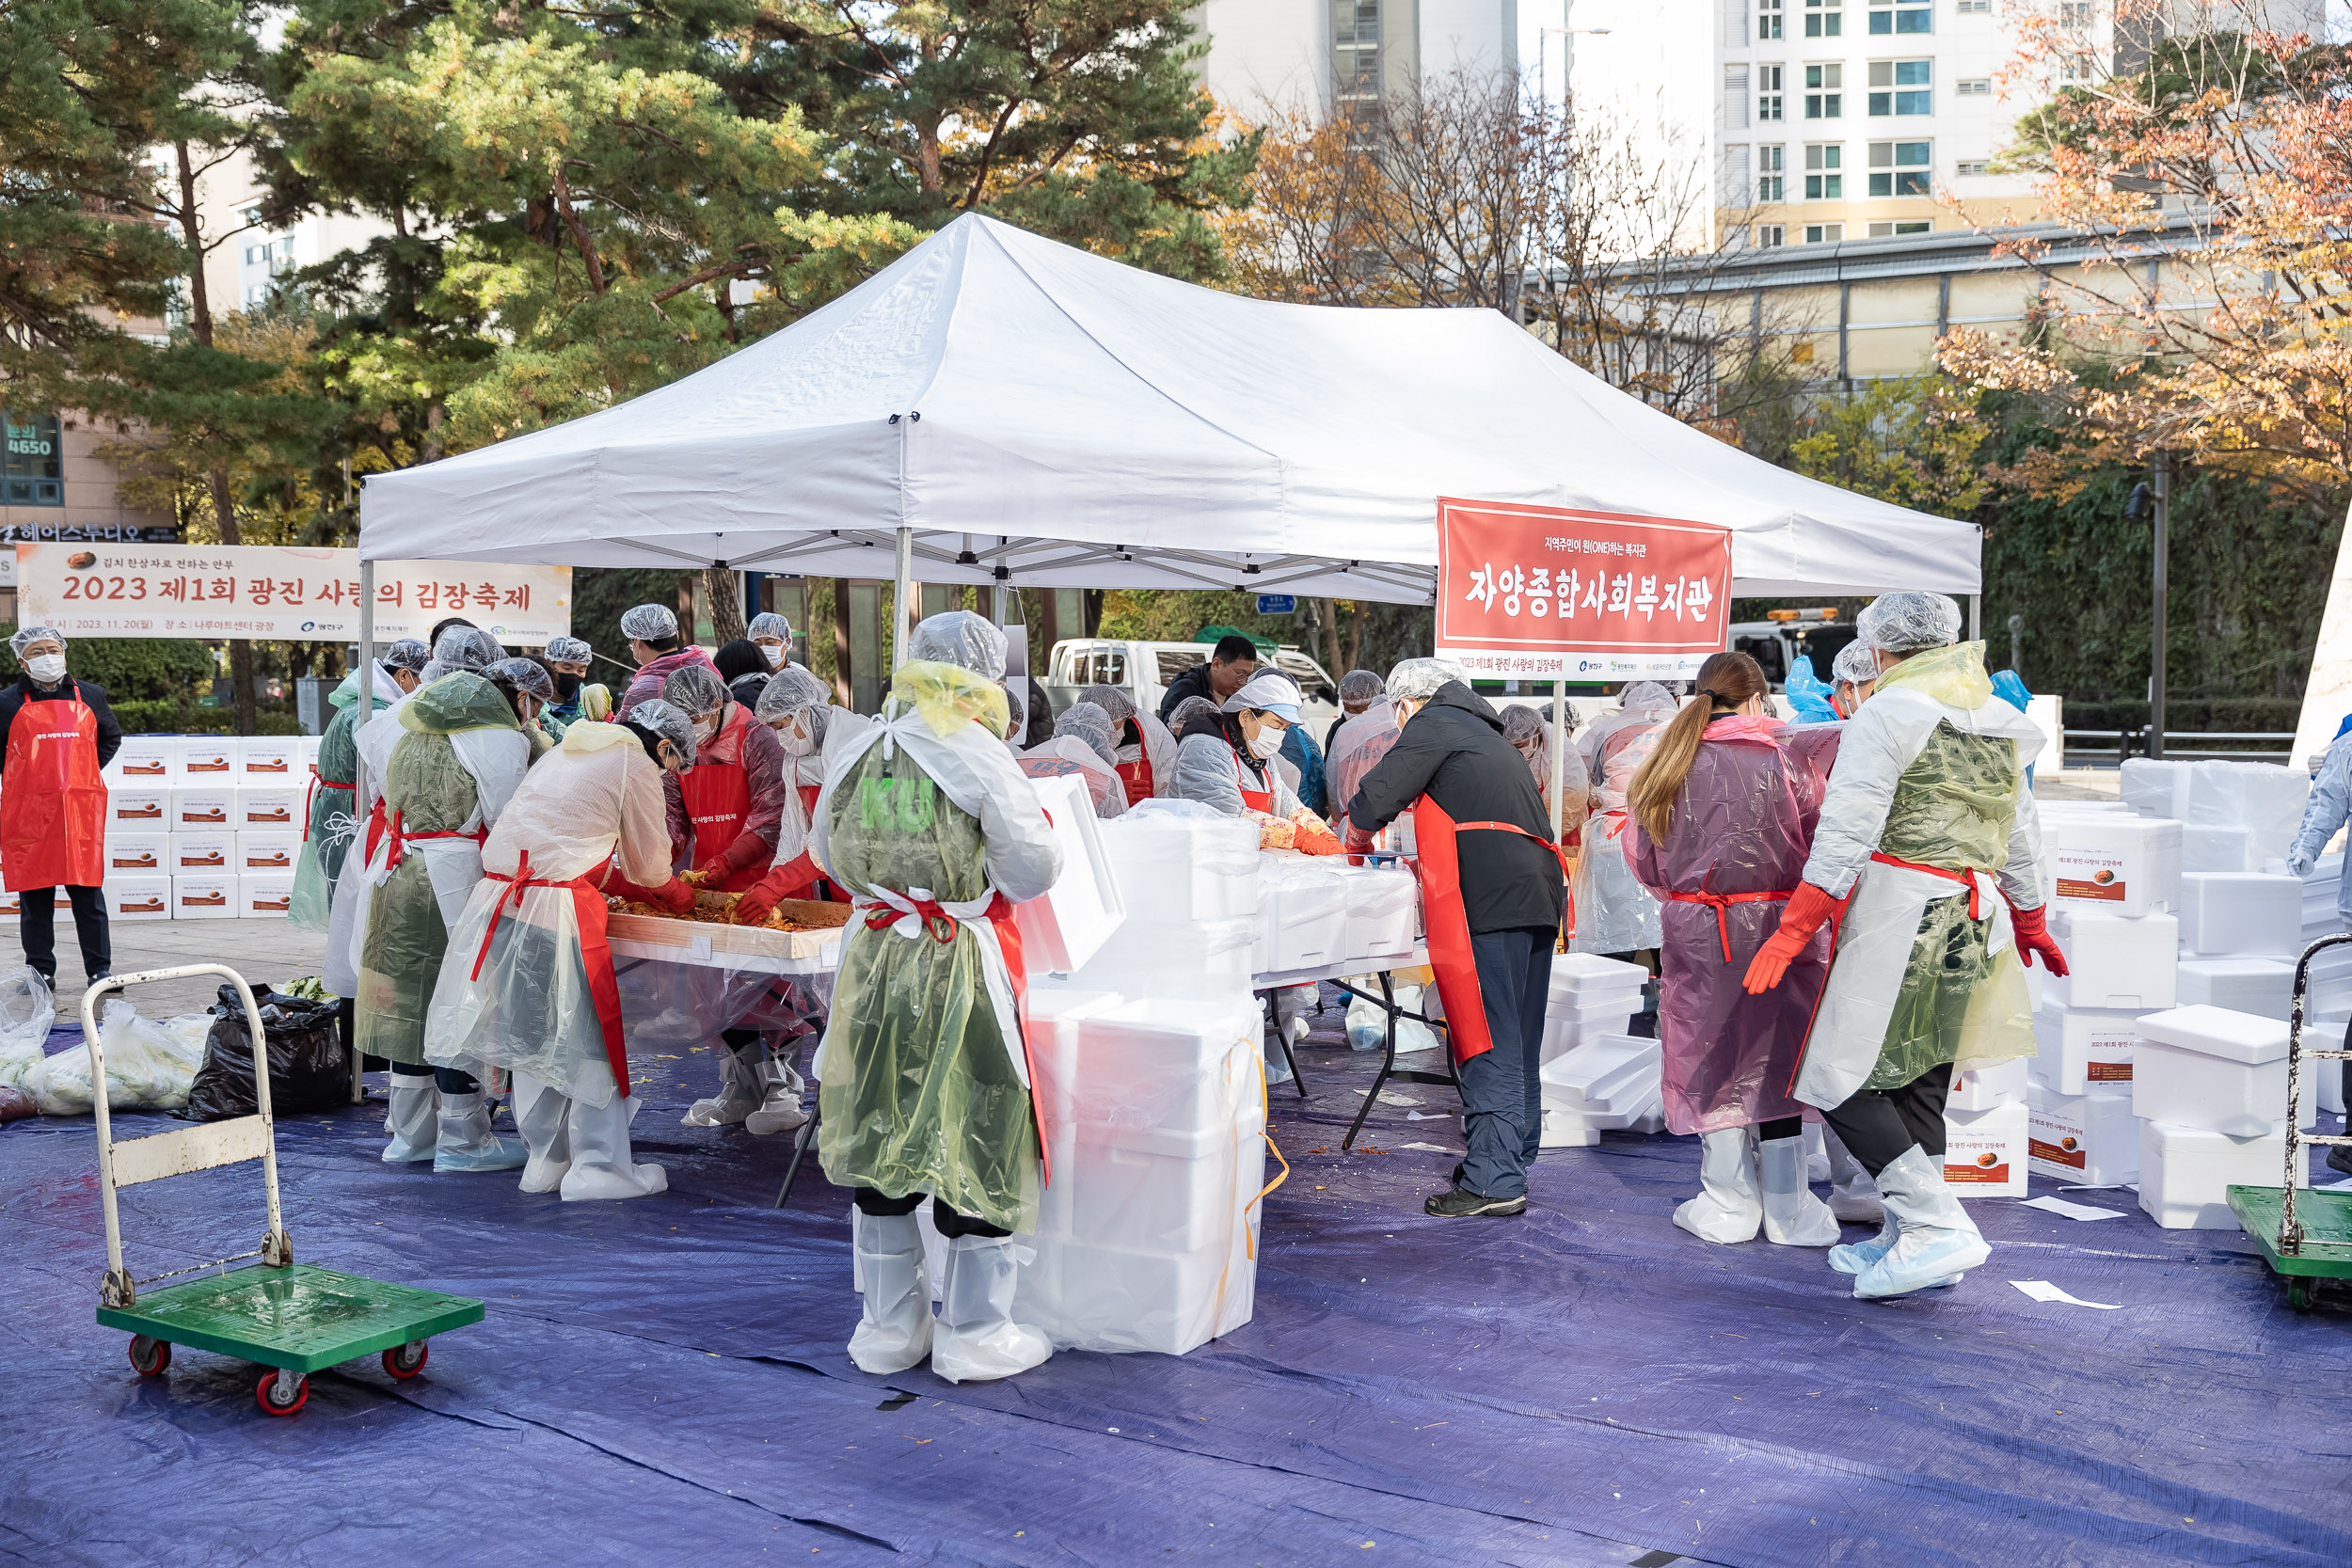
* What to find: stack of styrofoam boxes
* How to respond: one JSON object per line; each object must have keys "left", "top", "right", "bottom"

{"left": 103, "top": 739, "right": 175, "bottom": 922}
{"left": 1249, "top": 857, "right": 1352, "bottom": 977}
{"left": 2134, "top": 1005, "right": 2309, "bottom": 1227}
{"left": 237, "top": 736, "right": 303, "bottom": 920}
{"left": 1534, "top": 955, "right": 1650, "bottom": 1147}
{"left": 1947, "top": 1056, "right": 2033, "bottom": 1197}
{"left": 167, "top": 770, "right": 237, "bottom": 920}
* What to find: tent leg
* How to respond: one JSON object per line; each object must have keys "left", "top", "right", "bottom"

{"left": 353, "top": 558, "right": 374, "bottom": 1106}
{"left": 1549, "top": 678, "right": 1566, "bottom": 839}
{"left": 1969, "top": 594, "right": 1980, "bottom": 642}
{"left": 892, "top": 526, "right": 913, "bottom": 671}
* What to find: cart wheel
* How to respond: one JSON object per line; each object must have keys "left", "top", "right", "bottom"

{"left": 255, "top": 1370, "right": 309, "bottom": 1417}
{"left": 382, "top": 1341, "right": 428, "bottom": 1380}
{"left": 2290, "top": 1277, "right": 2315, "bottom": 1314}
{"left": 127, "top": 1337, "right": 169, "bottom": 1377}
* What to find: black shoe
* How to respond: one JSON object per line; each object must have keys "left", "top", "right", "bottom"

{"left": 2328, "top": 1142, "right": 2352, "bottom": 1179}
{"left": 1424, "top": 1184, "right": 1526, "bottom": 1218}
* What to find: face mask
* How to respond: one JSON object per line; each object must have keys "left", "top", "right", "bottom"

{"left": 692, "top": 715, "right": 720, "bottom": 744}
{"left": 25, "top": 654, "right": 64, "bottom": 684}
{"left": 1247, "top": 724, "right": 1285, "bottom": 760}
{"left": 775, "top": 718, "right": 815, "bottom": 756}
{"left": 760, "top": 642, "right": 786, "bottom": 670}
{"left": 554, "top": 672, "right": 582, "bottom": 701}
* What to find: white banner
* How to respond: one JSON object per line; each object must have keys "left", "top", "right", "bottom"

{"left": 13, "top": 544, "right": 572, "bottom": 644}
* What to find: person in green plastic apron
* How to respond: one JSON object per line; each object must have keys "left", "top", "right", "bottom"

{"left": 355, "top": 662, "right": 533, "bottom": 1173}
{"left": 812, "top": 610, "right": 1064, "bottom": 1385}
{"left": 1743, "top": 592, "right": 2069, "bottom": 1301}
{"left": 538, "top": 635, "right": 596, "bottom": 738}
{"left": 290, "top": 640, "right": 429, "bottom": 933}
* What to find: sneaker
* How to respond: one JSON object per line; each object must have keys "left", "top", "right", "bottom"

{"left": 1424, "top": 1184, "right": 1527, "bottom": 1218}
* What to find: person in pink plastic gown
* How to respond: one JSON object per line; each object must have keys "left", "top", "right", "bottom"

{"left": 1625, "top": 652, "right": 1846, "bottom": 1248}
{"left": 614, "top": 602, "right": 721, "bottom": 722}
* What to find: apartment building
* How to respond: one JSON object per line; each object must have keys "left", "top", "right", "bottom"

{"left": 1190, "top": 1, "right": 1535, "bottom": 116}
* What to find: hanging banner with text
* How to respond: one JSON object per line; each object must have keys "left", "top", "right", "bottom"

{"left": 13, "top": 544, "right": 572, "bottom": 644}
{"left": 1434, "top": 499, "right": 1732, "bottom": 681}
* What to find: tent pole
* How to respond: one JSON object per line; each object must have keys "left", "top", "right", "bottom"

{"left": 892, "top": 525, "right": 913, "bottom": 670}
{"left": 352, "top": 555, "right": 374, "bottom": 1106}
{"left": 1968, "top": 594, "right": 1980, "bottom": 642}
{"left": 1549, "top": 676, "right": 1567, "bottom": 839}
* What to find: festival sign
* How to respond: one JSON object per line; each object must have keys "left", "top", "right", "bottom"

{"left": 1434, "top": 498, "right": 1732, "bottom": 681}
{"left": 14, "top": 544, "right": 572, "bottom": 644}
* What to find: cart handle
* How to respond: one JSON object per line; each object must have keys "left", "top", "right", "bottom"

{"left": 2280, "top": 934, "right": 2352, "bottom": 1256}
{"left": 85, "top": 966, "right": 282, "bottom": 1308}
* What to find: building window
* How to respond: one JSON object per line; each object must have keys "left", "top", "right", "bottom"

{"left": 1805, "top": 64, "right": 1843, "bottom": 118}
{"left": 1868, "top": 220, "right": 1933, "bottom": 235}
{"left": 1868, "top": 0, "right": 1932, "bottom": 31}
{"left": 1955, "top": 158, "right": 1991, "bottom": 176}
{"left": 1803, "top": 223, "right": 1844, "bottom": 244}
{"left": 1760, "top": 0, "right": 1785, "bottom": 38}
{"left": 1758, "top": 65, "right": 1785, "bottom": 119}
{"left": 1334, "top": 0, "right": 1381, "bottom": 103}
{"left": 1759, "top": 144, "right": 1787, "bottom": 201}
{"left": 1804, "top": 0, "right": 1842, "bottom": 37}
{"left": 1955, "top": 0, "right": 1990, "bottom": 10}
{"left": 2058, "top": 0, "right": 2091, "bottom": 21}
{"left": 2, "top": 410, "right": 64, "bottom": 508}
{"left": 1955, "top": 77, "right": 1992, "bottom": 95}
{"left": 1868, "top": 59, "right": 1932, "bottom": 114}
{"left": 1756, "top": 224, "right": 1788, "bottom": 246}
{"left": 1868, "top": 139, "right": 1932, "bottom": 195}
{"left": 1804, "top": 143, "right": 1843, "bottom": 198}
{"left": 1725, "top": 64, "right": 1752, "bottom": 128}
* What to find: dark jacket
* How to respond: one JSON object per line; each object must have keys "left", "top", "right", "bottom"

{"left": 1155, "top": 660, "right": 1221, "bottom": 723}
{"left": 1347, "top": 681, "right": 1563, "bottom": 933}
{"left": 0, "top": 673, "right": 122, "bottom": 780}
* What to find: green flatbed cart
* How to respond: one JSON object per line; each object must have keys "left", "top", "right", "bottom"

{"left": 2227, "top": 934, "right": 2352, "bottom": 1315}
{"left": 86, "top": 965, "right": 484, "bottom": 1415}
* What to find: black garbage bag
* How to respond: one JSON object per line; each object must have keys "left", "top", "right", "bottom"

{"left": 183, "top": 984, "right": 351, "bottom": 1121}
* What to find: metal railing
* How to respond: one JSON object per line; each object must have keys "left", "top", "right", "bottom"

{"left": 2060, "top": 728, "right": 2296, "bottom": 767}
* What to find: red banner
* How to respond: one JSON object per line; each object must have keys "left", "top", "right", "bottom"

{"left": 1434, "top": 499, "right": 1731, "bottom": 681}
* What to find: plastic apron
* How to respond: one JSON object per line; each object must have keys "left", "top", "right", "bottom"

{"left": 1230, "top": 748, "right": 1273, "bottom": 814}
{"left": 0, "top": 688, "right": 104, "bottom": 891}
{"left": 678, "top": 709, "right": 760, "bottom": 891}
{"left": 1115, "top": 749, "right": 1153, "bottom": 808}
{"left": 1408, "top": 797, "right": 1569, "bottom": 1066}
{"left": 467, "top": 850, "right": 628, "bottom": 1093}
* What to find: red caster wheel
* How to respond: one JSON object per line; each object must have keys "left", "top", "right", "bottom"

{"left": 128, "top": 1337, "right": 170, "bottom": 1377}
{"left": 383, "top": 1341, "right": 428, "bottom": 1380}
{"left": 255, "top": 1370, "right": 310, "bottom": 1417}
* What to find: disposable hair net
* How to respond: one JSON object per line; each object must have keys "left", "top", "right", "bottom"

{"left": 8, "top": 626, "right": 62, "bottom": 657}
{"left": 1167, "top": 695, "right": 1220, "bottom": 734}
{"left": 907, "top": 610, "right": 1008, "bottom": 680}
{"left": 381, "top": 638, "right": 431, "bottom": 673}
{"left": 747, "top": 611, "right": 793, "bottom": 641}
{"left": 1054, "top": 702, "right": 1119, "bottom": 766}
{"left": 1002, "top": 682, "right": 1026, "bottom": 741}
{"left": 1078, "top": 683, "right": 1137, "bottom": 729}
{"left": 1339, "top": 669, "right": 1384, "bottom": 708}
{"left": 1221, "top": 670, "right": 1304, "bottom": 721}
{"left": 1616, "top": 680, "right": 1678, "bottom": 716}
{"left": 486, "top": 657, "right": 554, "bottom": 702}
{"left": 628, "top": 696, "right": 697, "bottom": 768}
{"left": 1857, "top": 591, "right": 1963, "bottom": 653}
{"left": 1833, "top": 640, "right": 1882, "bottom": 685}
{"left": 424, "top": 626, "right": 503, "bottom": 680}
{"left": 663, "top": 662, "right": 729, "bottom": 717}
{"left": 620, "top": 603, "right": 678, "bottom": 641}
{"left": 544, "top": 635, "right": 592, "bottom": 665}
{"left": 755, "top": 666, "right": 830, "bottom": 723}
{"left": 1386, "top": 657, "right": 1468, "bottom": 704}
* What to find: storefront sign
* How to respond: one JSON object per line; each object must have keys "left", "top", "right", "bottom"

{"left": 13, "top": 544, "right": 572, "bottom": 643}
{"left": 1434, "top": 498, "right": 1732, "bottom": 680}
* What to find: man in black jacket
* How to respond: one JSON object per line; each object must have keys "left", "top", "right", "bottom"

{"left": 0, "top": 627, "right": 123, "bottom": 987}
{"left": 1154, "top": 635, "right": 1259, "bottom": 724}
{"left": 1344, "top": 660, "right": 1565, "bottom": 1217}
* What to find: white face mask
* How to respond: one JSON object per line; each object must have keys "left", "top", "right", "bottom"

{"left": 760, "top": 641, "right": 786, "bottom": 670}
{"left": 25, "top": 654, "right": 65, "bottom": 684}
{"left": 1247, "top": 723, "right": 1285, "bottom": 760}
{"left": 775, "top": 717, "right": 815, "bottom": 756}
{"left": 692, "top": 714, "right": 720, "bottom": 744}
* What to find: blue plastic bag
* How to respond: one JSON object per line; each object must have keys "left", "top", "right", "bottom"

{"left": 1785, "top": 654, "right": 1841, "bottom": 724}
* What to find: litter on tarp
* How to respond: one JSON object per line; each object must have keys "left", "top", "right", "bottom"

{"left": 2020, "top": 1196, "right": 2128, "bottom": 1222}
{"left": 2010, "top": 1280, "right": 2125, "bottom": 1309}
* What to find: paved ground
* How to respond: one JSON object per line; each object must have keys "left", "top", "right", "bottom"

{"left": 3, "top": 914, "right": 329, "bottom": 1022}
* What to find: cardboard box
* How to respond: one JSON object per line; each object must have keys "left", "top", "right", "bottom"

{"left": 1943, "top": 1100, "right": 2028, "bottom": 1197}
{"left": 236, "top": 786, "right": 302, "bottom": 831}
{"left": 171, "top": 874, "right": 236, "bottom": 919}
{"left": 106, "top": 788, "right": 169, "bottom": 829}
{"left": 103, "top": 875, "right": 171, "bottom": 922}
{"left": 179, "top": 738, "right": 234, "bottom": 777}
{"left": 167, "top": 832, "right": 234, "bottom": 872}
{"left": 168, "top": 787, "right": 234, "bottom": 830}
{"left": 102, "top": 833, "right": 169, "bottom": 874}
{"left": 2026, "top": 1083, "right": 2138, "bottom": 1185}
{"left": 239, "top": 874, "right": 295, "bottom": 916}
{"left": 235, "top": 832, "right": 301, "bottom": 872}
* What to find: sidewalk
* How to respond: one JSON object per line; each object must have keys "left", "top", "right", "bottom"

{"left": 4, "top": 913, "right": 329, "bottom": 1022}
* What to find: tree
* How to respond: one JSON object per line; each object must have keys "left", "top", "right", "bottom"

{"left": 1788, "top": 374, "right": 1990, "bottom": 515}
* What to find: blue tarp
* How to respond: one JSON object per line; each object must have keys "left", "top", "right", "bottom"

{"left": 4, "top": 1002, "right": 2350, "bottom": 1566}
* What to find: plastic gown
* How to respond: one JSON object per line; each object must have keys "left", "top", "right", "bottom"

{"left": 812, "top": 662, "right": 1062, "bottom": 1234}
{"left": 1793, "top": 641, "right": 2044, "bottom": 1108}
{"left": 2290, "top": 729, "right": 2352, "bottom": 927}
{"left": 1171, "top": 728, "right": 1303, "bottom": 818}
{"left": 289, "top": 665, "right": 404, "bottom": 932}
{"left": 1571, "top": 687, "right": 1677, "bottom": 953}
{"left": 1628, "top": 716, "right": 1844, "bottom": 1132}
{"left": 1017, "top": 737, "right": 1128, "bottom": 818}
{"left": 1327, "top": 701, "right": 1402, "bottom": 820}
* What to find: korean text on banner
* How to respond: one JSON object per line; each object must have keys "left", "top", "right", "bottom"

{"left": 1434, "top": 499, "right": 1731, "bottom": 681}
{"left": 13, "top": 544, "right": 572, "bottom": 644}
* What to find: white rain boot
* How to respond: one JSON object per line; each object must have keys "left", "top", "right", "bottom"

{"left": 559, "top": 1092, "right": 668, "bottom": 1201}
{"left": 930, "top": 1233, "right": 1052, "bottom": 1385}
{"left": 682, "top": 1039, "right": 765, "bottom": 1127}
{"left": 1804, "top": 1122, "right": 1831, "bottom": 1183}
{"left": 743, "top": 1057, "right": 809, "bottom": 1136}
{"left": 1851, "top": 1146, "right": 1989, "bottom": 1299}
{"left": 432, "top": 1091, "right": 530, "bottom": 1173}
{"left": 1829, "top": 1208, "right": 1899, "bottom": 1275}
{"left": 848, "top": 1212, "right": 935, "bottom": 1374}
{"left": 512, "top": 1070, "right": 571, "bottom": 1194}
{"left": 382, "top": 1073, "right": 437, "bottom": 1163}
{"left": 1673, "top": 1127, "right": 1762, "bottom": 1243}
{"left": 1822, "top": 1126, "right": 1884, "bottom": 1224}
{"left": 1758, "top": 1132, "right": 1841, "bottom": 1246}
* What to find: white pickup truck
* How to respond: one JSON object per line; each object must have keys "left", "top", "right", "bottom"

{"left": 1041, "top": 639, "right": 1342, "bottom": 734}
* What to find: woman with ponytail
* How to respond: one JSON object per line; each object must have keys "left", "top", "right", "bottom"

{"left": 1626, "top": 652, "right": 1846, "bottom": 1248}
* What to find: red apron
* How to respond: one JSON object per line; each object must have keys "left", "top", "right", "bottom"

{"left": 678, "top": 706, "right": 761, "bottom": 892}
{"left": 1407, "top": 797, "right": 1571, "bottom": 1066}
{"left": 770, "top": 782, "right": 848, "bottom": 904}
{"left": 1667, "top": 879, "right": 1799, "bottom": 962}
{"left": 1115, "top": 738, "right": 1153, "bottom": 808}
{"left": 470, "top": 850, "right": 630, "bottom": 1095}
{"left": 363, "top": 800, "right": 486, "bottom": 868}
{"left": 1230, "top": 748, "right": 1273, "bottom": 814}
{"left": 1, "top": 687, "right": 105, "bottom": 891}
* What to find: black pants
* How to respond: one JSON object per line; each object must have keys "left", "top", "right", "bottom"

{"left": 19, "top": 885, "right": 109, "bottom": 985}
{"left": 389, "top": 1060, "right": 481, "bottom": 1095}
{"left": 1454, "top": 925, "right": 1556, "bottom": 1200}
{"left": 854, "top": 1186, "right": 1010, "bottom": 1240}
{"left": 1821, "top": 1063, "right": 1953, "bottom": 1178}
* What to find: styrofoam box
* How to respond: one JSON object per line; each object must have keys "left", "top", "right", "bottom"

{"left": 237, "top": 786, "right": 302, "bottom": 831}
{"left": 106, "top": 788, "right": 168, "bottom": 829}
{"left": 106, "top": 737, "right": 175, "bottom": 783}
{"left": 1548, "top": 952, "right": 1650, "bottom": 1003}
{"left": 2133, "top": 1005, "right": 2291, "bottom": 1137}
{"left": 101, "top": 833, "right": 168, "bottom": 875}
{"left": 178, "top": 738, "right": 234, "bottom": 777}
{"left": 236, "top": 832, "right": 300, "bottom": 872}
{"left": 168, "top": 787, "right": 233, "bottom": 830}
{"left": 1948, "top": 1055, "right": 2029, "bottom": 1112}
{"left": 2030, "top": 1003, "right": 2137, "bottom": 1093}
{"left": 1017, "top": 1222, "right": 1259, "bottom": 1357}
{"left": 2186, "top": 759, "right": 2311, "bottom": 863}
{"left": 103, "top": 875, "right": 170, "bottom": 922}
{"left": 300, "top": 734, "right": 323, "bottom": 767}
{"left": 1097, "top": 808, "right": 1259, "bottom": 923}
{"left": 0, "top": 888, "right": 17, "bottom": 917}
{"left": 2043, "top": 814, "right": 2180, "bottom": 916}
{"left": 1335, "top": 863, "right": 1419, "bottom": 967}
{"left": 1542, "top": 1032, "right": 1661, "bottom": 1115}
{"left": 238, "top": 737, "right": 301, "bottom": 780}
{"left": 167, "top": 832, "right": 234, "bottom": 872}
{"left": 2310, "top": 1054, "right": 2345, "bottom": 1118}
{"left": 240, "top": 874, "right": 294, "bottom": 916}
{"left": 1253, "top": 859, "right": 1350, "bottom": 975}
{"left": 1064, "top": 911, "right": 1256, "bottom": 999}
{"left": 172, "top": 874, "right": 236, "bottom": 919}
{"left": 1540, "top": 1105, "right": 1602, "bottom": 1148}
{"left": 2139, "top": 1119, "right": 2303, "bottom": 1229}
{"left": 1010, "top": 773, "right": 1125, "bottom": 976}
{"left": 2047, "top": 909, "right": 2177, "bottom": 1010}
{"left": 1539, "top": 1002, "right": 1644, "bottom": 1064}
{"left": 2176, "top": 873, "right": 2300, "bottom": 958}
{"left": 2183, "top": 824, "right": 2255, "bottom": 874}
{"left": 1944, "top": 1100, "right": 2028, "bottom": 1197}
{"left": 2120, "top": 757, "right": 2193, "bottom": 820}
{"left": 2176, "top": 956, "right": 2295, "bottom": 1021}
{"left": 1069, "top": 997, "right": 1264, "bottom": 1139}
{"left": 2026, "top": 1083, "right": 2138, "bottom": 1185}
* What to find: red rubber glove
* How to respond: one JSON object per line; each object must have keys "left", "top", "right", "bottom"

{"left": 1741, "top": 882, "right": 1845, "bottom": 994}
{"left": 1343, "top": 820, "right": 1377, "bottom": 859}
{"left": 649, "top": 876, "right": 695, "bottom": 916}
{"left": 731, "top": 858, "right": 803, "bottom": 927}
{"left": 2009, "top": 902, "right": 2069, "bottom": 975}
{"left": 715, "top": 829, "right": 773, "bottom": 877}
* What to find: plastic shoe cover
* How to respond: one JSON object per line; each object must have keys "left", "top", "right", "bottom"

{"left": 382, "top": 1075, "right": 437, "bottom": 1163}
{"left": 1672, "top": 1127, "right": 1762, "bottom": 1243}
{"left": 512, "top": 1070, "right": 571, "bottom": 1193}
{"left": 1825, "top": 1128, "right": 1884, "bottom": 1224}
{"left": 682, "top": 1040, "right": 764, "bottom": 1127}
{"left": 930, "top": 1234, "right": 1052, "bottom": 1385}
{"left": 848, "top": 1212, "right": 934, "bottom": 1374}
{"left": 1851, "top": 1147, "right": 1990, "bottom": 1300}
{"left": 1828, "top": 1212, "right": 1899, "bottom": 1275}
{"left": 432, "top": 1092, "right": 530, "bottom": 1173}
{"left": 559, "top": 1092, "right": 667, "bottom": 1201}
{"left": 1345, "top": 986, "right": 1387, "bottom": 1051}
{"left": 1758, "top": 1133, "right": 1841, "bottom": 1246}
{"left": 1804, "top": 1122, "right": 1831, "bottom": 1184}
{"left": 744, "top": 1057, "right": 809, "bottom": 1136}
